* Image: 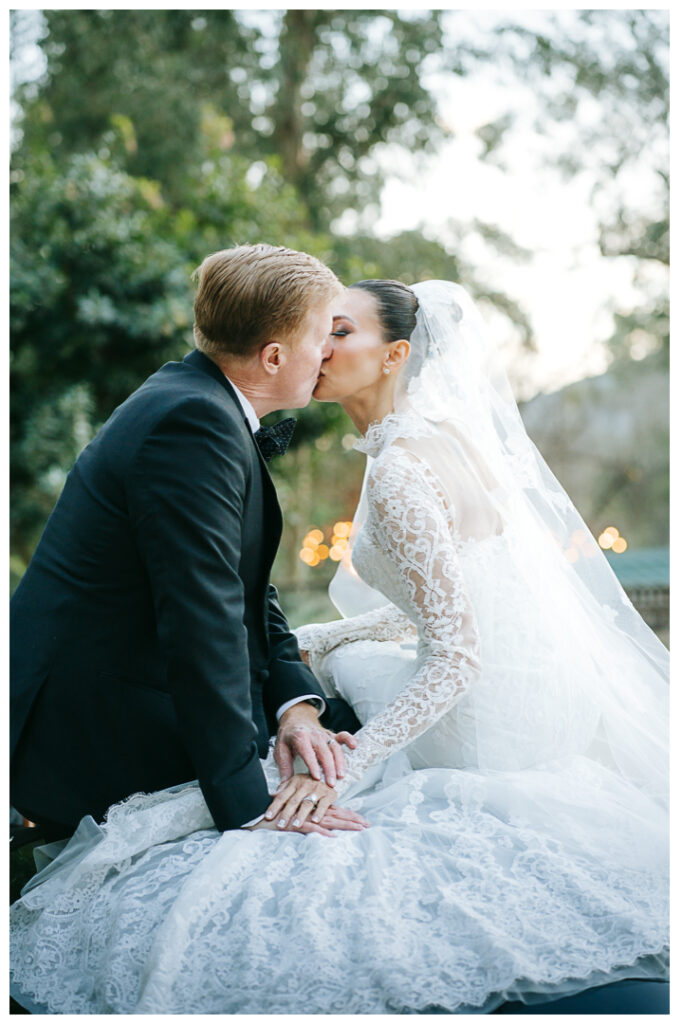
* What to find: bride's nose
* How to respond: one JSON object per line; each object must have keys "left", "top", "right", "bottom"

{"left": 321, "top": 336, "right": 334, "bottom": 360}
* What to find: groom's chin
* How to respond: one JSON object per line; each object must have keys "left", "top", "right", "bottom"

{"left": 286, "top": 384, "right": 318, "bottom": 409}
{"left": 312, "top": 380, "right": 330, "bottom": 403}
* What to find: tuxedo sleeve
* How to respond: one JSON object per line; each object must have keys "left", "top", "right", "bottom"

{"left": 127, "top": 397, "right": 270, "bottom": 831}
{"left": 261, "top": 584, "right": 327, "bottom": 734}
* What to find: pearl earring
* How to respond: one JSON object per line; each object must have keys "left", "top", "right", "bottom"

{"left": 383, "top": 367, "right": 390, "bottom": 375}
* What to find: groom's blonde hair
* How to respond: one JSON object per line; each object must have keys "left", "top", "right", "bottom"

{"left": 192, "top": 244, "right": 341, "bottom": 358}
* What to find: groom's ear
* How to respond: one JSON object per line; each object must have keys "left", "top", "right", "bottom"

{"left": 260, "top": 341, "right": 283, "bottom": 376}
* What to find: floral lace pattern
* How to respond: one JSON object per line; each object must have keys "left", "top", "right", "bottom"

{"left": 293, "top": 603, "right": 415, "bottom": 684}
{"left": 332, "top": 447, "right": 481, "bottom": 797}
{"left": 10, "top": 760, "right": 668, "bottom": 1014}
{"left": 302, "top": 417, "right": 605, "bottom": 786}
{"left": 296, "top": 430, "right": 481, "bottom": 800}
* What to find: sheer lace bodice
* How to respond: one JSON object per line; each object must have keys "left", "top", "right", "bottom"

{"left": 296, "top": 417, "right": 482, "bottom": 798}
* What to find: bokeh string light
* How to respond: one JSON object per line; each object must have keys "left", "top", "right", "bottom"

{"left": 303, "top": 523, "right": 629, "bottom": 568}
{"left": 598, "top": 525, "right": 628, "bottom": 553}
{"left": 299, "top": 522, "right": 353, "bottom": 568}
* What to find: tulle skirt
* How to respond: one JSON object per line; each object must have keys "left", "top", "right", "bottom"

{"left": 10, "top": 741, "right": 668, "bottom": 1014}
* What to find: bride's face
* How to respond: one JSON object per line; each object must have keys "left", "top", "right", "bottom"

{"left": 313, "top": 288, "right": 388, "bottom": 402}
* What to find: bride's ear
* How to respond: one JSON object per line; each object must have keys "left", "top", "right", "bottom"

{"left": 386, "top": 339, "right": 410, "bottom": 372}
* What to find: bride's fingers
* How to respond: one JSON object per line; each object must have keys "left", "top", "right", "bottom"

{"left": 288, "top": 790, "right": 324, "bottom": 828}
{"left": 317, "top": 812, "right": 365, "bottom": 831}
{"left": 300, "top": 821, "right": 338, "bottom": 838}
{"left": 263, "top": 778, "right": 300, "bottom": 821}
{"left": 309, "top": 791, "right": 336, "bottom": 824}
{"left": 321, "top": 806, "right": 368, "bottom": 823}
{"left": 323, "top": 806, "right": 370, "bottom": 827}
{"left": 277, "top": 783, "right": 328, "bottom": 830}
{"left": 319, "top": 815, "right": 362, "bottom": 831}
{"left": 286, "top": 778, "right": 325, "bottom": 827}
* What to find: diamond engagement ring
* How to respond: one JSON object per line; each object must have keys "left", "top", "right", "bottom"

{"left": 302, "top": 794, "right": 319, "bottom": 805}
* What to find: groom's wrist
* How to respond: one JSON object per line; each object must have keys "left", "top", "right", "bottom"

{"left": 276, "top": 695, "right": 325, "bottom": 722}
{"left": 240, "top": 812, "right": 266, "bottom": 829}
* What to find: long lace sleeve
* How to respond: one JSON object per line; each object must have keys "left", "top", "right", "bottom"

{"left": 334, "top": 450, "right": 481, "bottom": 799}
{"left": 293, "top": 603, "right": 415, "bottom": 677}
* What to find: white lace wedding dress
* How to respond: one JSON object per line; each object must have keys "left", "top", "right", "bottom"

{"left": 9, "top": 413, "right": 669, "bottom": 1015}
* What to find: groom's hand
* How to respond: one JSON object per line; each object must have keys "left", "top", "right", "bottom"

{"left": 275, "top": 702, "right": 357, "bottom": 787}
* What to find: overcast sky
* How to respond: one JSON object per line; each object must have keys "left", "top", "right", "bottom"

{"left": 370, "top": 9, "right": 668, "bottom": 397}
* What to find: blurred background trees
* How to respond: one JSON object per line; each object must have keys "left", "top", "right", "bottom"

{"left": 10, "top": 9, "right": 669, "bottom": 618}
{"left": 472, "top": 10, "right": 669, "bottom": 367}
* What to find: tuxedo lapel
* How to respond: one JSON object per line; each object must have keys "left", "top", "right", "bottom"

{"left": 182, "top": 349, "right": 283, "bottom": 562}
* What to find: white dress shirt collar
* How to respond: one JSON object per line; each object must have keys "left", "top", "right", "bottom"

{"left": 224, "top": 376, "right": 260, "bottom": 434}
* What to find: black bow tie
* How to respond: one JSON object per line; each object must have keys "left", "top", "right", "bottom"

{"left": 253, "top": 417, "right": 296, "bottom": 462}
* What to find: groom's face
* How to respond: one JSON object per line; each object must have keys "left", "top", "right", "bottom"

{"left": 276, "top": 300, "right": 337, "bottom": 408}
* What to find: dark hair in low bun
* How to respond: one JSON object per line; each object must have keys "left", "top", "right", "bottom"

{"left": 350, "top": 279, "right": 418, "bottom": 343}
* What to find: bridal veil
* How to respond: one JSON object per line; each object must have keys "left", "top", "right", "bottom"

{"left": 330, "top": 280, "right": 668, "bottom": 806}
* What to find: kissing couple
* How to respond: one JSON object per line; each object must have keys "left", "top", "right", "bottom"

{"left": 10, "top": 244, "right": 669, "bottom": 1013}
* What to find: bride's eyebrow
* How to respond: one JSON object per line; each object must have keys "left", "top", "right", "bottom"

{"left": 332, "top": 314, "right": 358, "bottom": 326}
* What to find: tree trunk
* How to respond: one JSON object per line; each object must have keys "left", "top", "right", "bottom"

{"left": 272, "top": 10, "right": 322, "bottom": 229}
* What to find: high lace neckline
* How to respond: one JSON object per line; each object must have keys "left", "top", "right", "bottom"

{"left": 353, "top": 409, "right": 434, "bottom": 458}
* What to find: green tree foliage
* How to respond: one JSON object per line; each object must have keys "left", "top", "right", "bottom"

{"left": 11, "top": 151, "right": 189, "bottom": 561}
{"left": 10, "top": 10, "right": 668, "bottom": 583}
{"left": 467, "top": 10, "right": 669, "bottom": 363}
{"left": 11, "top": 10, "right": 260, "bottom": 198}
{"left": 264, "top": 10, "right": 444, "bottom": 231}
{"left": 15, "top": 9, "right": 444, "bottom": 232}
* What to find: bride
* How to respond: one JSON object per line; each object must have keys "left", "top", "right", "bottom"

{"left": 10, "top": 280, "right": 668, "bottom": 1014}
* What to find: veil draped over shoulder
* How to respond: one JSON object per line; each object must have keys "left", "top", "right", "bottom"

{"left": 329, "top": 280, "right": 668, "bottom": 805}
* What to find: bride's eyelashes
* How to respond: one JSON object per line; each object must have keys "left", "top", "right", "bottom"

{"left": 330, "top": 316, "right": 354, "bottom": 338}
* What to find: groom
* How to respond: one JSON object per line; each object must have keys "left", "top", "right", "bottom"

{"left": 10, "top": 244, "right": 362, "bottom": 840}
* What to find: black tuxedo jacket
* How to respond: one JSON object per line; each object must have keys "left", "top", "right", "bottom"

{"left": 10, "top": 349, "right": 328, "bottom": 832}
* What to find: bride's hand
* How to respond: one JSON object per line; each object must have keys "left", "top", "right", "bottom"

{"left": 248, "top": 809, "right": 367, "bottom": 838}
{"left": 263, "top": 774, "right": 369, "bottom": 832}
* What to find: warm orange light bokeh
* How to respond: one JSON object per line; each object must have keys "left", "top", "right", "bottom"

{"left": 299, "top": 521, "right": 354, "bottom": 567}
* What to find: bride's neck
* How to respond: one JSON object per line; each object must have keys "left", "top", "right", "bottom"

{"left": 340, "top": 382, "right": 396, "bottom": 437}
